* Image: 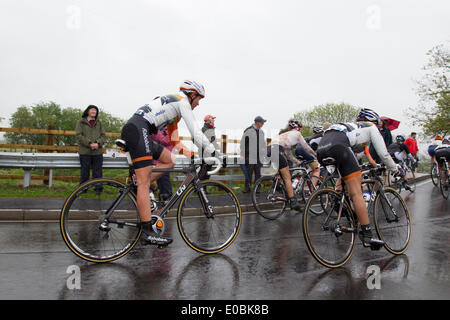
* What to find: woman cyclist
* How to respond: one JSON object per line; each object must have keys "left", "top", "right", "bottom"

{"left": 120, "top": 80, "right": 218, "bottom": 247}
{"left": 316, "top": 108, "right": 399, "bottom": 250}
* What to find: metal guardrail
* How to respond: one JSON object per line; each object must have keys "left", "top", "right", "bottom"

{"left": 0, "top": 152, "right": 259, "bottom": 187}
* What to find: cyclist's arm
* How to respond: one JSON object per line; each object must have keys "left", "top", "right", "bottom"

{"left": 364, "top": 146, "right": 377, "bottom": 168}
{"left": 179, "top": 102, "right": 217, "bottom": 156}
{"left": 166, "top": 118, "right": 194, "bottom": 158}
{"left": 296, "top": 132, "right": 316, "bottom": 158}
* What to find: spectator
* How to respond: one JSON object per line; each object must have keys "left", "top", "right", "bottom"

{"left": 200, "top": 115, "right": 221, "bottom": 180}
{"left": 369, "top": 118, "right": 392, "bottom": 163}
{"left": 240, "top": 116, "right": 267, "bottom": 193}
{"left": 405, "top": 132, "right": 419, "bottom": 171}
{"left": 150, "top": 128, "right": 174, "bottom": 201}
{"left": 75, "top": 105, "right": 107, "bottom": 194}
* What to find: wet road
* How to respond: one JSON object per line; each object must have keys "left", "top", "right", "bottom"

{"left": 0, "top": 179, "right": 449, "bottom": 300}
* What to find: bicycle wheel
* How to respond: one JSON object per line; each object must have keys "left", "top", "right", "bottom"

{"left": 60, "top": 178, "right": 141, "bottom": 263}
{"left": 302, "top": 188, "right": 357, "bottom": 268}
{"left": 373, "top": 187, "right": 412, "bottom": 255}
{"left": 252, "top": 175, "right": 287, "bottom": 220}
{"left": 177, "top": 180, "right": 242, "bottom": 254}
{"left": 431, "top": 162, "right": 439, "bottom": 187}
{"left": 439, "top": 165, "right": 449, "bottom": 200}
{"left": 298, "top": 174, "right": 322, "bottom": 208}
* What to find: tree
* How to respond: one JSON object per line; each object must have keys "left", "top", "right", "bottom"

{"left": 407, "top": 44, "right": 450, "bottom": 137}
{"left": 5, "top": 101, "right": 126, "bottom": 147}
{"left": 280, "top": 103, "right": 360, "bottom": 135}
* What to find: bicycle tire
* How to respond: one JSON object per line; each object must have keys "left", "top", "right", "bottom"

{"left": 431, "top": 162, "right": 439, "bottom": 187}
{"left": 60, "top": 178, "right": 141, "bottom": 263}
{"left": 177, "top": 180, "right": 242, "bottom": 254}
{"left": 439, "top": 164, "right": 449, "bottom": 199}
{"left": 302, "top": 188, "right": 357, "bottom": 268}
{"left": 298, "top": 174, "right": 322, "bottom": 213}
{"left": 373, "top": 187, "right": 412, "bottom": 255}
{"left": 252, "top": 175, "right": 287, "bottom": 220}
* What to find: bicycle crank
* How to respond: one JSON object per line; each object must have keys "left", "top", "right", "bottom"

{"left": 151, "top": 214, "right": 165, "bottom": 235}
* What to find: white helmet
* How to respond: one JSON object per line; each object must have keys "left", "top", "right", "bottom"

{"left": 179, "top": 80, "right": 206, "bottom": 97}
{"left": 313, "top": 126, "right": 324, "bottom": 134}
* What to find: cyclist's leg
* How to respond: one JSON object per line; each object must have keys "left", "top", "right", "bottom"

{"left": 149, "top": 147, "right": 175, "bottom": 185}
{"left": 273, "top": 144, "right": 300, "bottom": 210}
{"left": 308, "top": 160, "right": 320, "bottom": 186}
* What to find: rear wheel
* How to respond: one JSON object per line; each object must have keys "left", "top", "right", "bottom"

{"left": 60, "top": 178, "right": 141, "bottom": 263}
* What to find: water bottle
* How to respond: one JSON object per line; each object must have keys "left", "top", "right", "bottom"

{"left": 292, "top": 177, "right": 300, "bottom": 189}
{"left": 363, "top": 191, "right": 371, "bottom": 207}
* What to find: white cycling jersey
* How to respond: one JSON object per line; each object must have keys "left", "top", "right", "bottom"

{"left": 135, "top": 91, "right": 216, "bottom": 155}
{"left": 272, "top": 130, "right": 316, "bottom": 165}
{"left": 326, "top": 122, "right": 397, "bottom": 171}
{"left": 435, "top": 144, "right": 450, "bottom": 151}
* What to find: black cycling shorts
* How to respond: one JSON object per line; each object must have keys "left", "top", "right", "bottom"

{"left": 435, "top": 148, "right": 450, "bottom": 165}
{"left": 267, "top": 144, "right": 288, "bottom": 170}
{"left": 317, "top": 131, "right": 361, "bottom": 179}
{"left": 121, "top": 115, "right": 164, "bottom": 169}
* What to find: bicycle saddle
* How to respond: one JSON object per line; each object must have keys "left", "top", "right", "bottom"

{"left": 321, "top": 157, "right": 336, "bottom": 166}
{"left": 115, "top": 139, "right": 128, "bottom": 151}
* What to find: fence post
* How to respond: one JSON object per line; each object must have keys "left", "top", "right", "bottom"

{"left": 44, "top": 125, "right": 55, "bottom": 186}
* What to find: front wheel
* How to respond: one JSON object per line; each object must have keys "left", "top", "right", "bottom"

{"left": 302, "top": 188, "right": 357, "bottom": 268}
{"left": 373, "top": 187, "right": 412, "bottom": 255}
{"left": 431, "top": 162, "right": 439, "bottom": 187}
{"left": 177, "top": 180, "right": 242, "bottom": 254}
{"left": 252, "top": 175, "right": 287, "bottom": 220}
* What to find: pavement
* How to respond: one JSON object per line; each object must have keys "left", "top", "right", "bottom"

{"left": 0, "top": 173, "right": 430, "bottom": 221}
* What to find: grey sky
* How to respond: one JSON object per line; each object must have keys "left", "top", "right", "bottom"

{"left": 0, "top": 0, "right": 449, "bottom": 144}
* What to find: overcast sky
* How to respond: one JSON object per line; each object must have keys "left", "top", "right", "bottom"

{"left": 0, "top": 0, "right": 449, "bottom": 144}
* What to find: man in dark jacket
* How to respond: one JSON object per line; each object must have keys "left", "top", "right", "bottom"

{"left": 369, "top": 118, "right": 392, "bottom": 163}
{"left": 75, "top": 105, "right": 107, "bottom": 193}
{"left": 199, "top": 115, "right": 221, "bottom": 181}
{"left": 240, "top": 116, "right": 267, "bottom": 193}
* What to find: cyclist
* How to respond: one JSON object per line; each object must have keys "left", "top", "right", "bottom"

{"left": 120, "top": 80, "right": 219, "bottom": 247}
{"left": 435, "top": 138, "right": 450, "bottom": 189}
{"left": 279, "top": 120, "right": 320, "bottom": 184}
{"left": 266, "top": 120, "right": 317, "bottom": 211}
{"left": 428, "top": 136, "right": 444, "bottom": 164}
{"left": 387, "top": 135, "right": 416, "bottom": 191}
{"left": 304, "top": 125, "right": 325, "bottom": 151}
{"left": 316, "top": 108, "right": 399, "bottom": 250}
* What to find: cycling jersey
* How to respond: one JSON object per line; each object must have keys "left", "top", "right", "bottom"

{"left": 322, "top": 122, "right": 397, "bottom": 171}
{"left": 272, "top": 130, "right": 316, "bottom": 165}
{"left": 435, "top": 145, "right": 450, "bottom": 165}
{"left": 135, "top": 91, "right": 216, "bottom": 156}
{"left": 388, "top": 142, "right": 410, "bottom": 154}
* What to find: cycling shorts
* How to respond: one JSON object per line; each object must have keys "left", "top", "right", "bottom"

{"left": 428, "top": 145, "right": 438, "bottom": 157}
{"left": 295, "top": 145, "right": 315, "bottom": 163}
{"left": 121, "top": 115, "right": 164, "bottom": 169}
{"left": 317, "top": 131, "right": 360, "bottom": 180}
{"left": 267, "top": 144, "right": 288, "bottom": 170}
{"left": 435, "top": 148, "right": 450, "bottom": 165}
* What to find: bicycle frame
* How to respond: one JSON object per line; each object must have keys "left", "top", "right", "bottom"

{"left": 101, "top": 165, "right": 214, "bottom": 228}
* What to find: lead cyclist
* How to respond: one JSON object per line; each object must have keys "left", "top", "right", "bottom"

{"left": 120, "top": 80, "right": 219, "bottom": 247}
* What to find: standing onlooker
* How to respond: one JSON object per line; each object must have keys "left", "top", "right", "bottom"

{"left": 200, "top": 115, "right": 221, "bottom": 180}
{"left": 240, "top": 116, "right": 267, "bottom": 193}
{"left": 369, "top": 118, "right": 392, "bottom": 163}
{"left": 405, "top": 132, "right": 419, "bottom": 171}
{"left": 75, "top": 105, "right": 107, "bottom": 193}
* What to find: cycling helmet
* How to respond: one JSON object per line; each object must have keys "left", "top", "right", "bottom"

{"left": 179, "top": 80, "right": 206, "bottom": 97}
{"left": 288, "top": 120, "right": 302, "bottom": 130}
{"left": 435, "top": 136, "right": 444, "bottom": 141}
{"left": 356, "top": 108, "right": 380, "bottom": 124}
{"left": 396, "top": 135, "right": 405, "bottom": 143}
{"left": 443, "top": 138, "right": 450, "bottom": 144}
{"left": 313, "top": 126, "right": 324, "bottom": 134}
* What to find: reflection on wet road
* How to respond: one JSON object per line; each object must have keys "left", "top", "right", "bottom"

{"left": 0, "top": 179, "right": 449, "bottom": 299}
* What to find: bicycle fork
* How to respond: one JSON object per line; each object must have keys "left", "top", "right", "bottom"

{"left": 323, "top": 193, "right": 355, "bottom": 237}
